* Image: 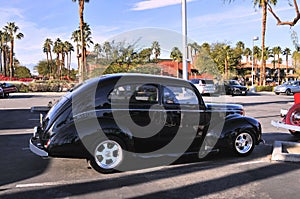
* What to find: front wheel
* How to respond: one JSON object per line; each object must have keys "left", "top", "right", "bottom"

{"left": 233, "top": 131, "right": 255, "bottom": 156}
{"left": 286, "top": 89, "right": 292, "bottom": 95}
{"left": 90, "top": 137, "right": 126, "bottom": 174}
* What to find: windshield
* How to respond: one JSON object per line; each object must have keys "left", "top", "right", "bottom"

{"left": 230, "top": 80, "right": 240, "bottom": 85}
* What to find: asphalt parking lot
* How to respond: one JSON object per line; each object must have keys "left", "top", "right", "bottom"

{"left": 1, "top": 92, "right": 300, "bottom": 199}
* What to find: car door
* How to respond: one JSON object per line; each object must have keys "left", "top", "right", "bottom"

{"left": 108, "top": 83, "right": 163, "bottom": 153}
{"left": 294, "top": 81, "right": 300, "bottom": 93}
{"left": 160, "top": 84, "right": 209, "bottom": 154}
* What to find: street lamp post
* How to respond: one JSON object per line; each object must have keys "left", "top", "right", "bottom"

{"left": 251, "top": 36, "right": 259, "bottom": 88}
{"left": 182, "top": 0, "right": 188, "bottom": 80}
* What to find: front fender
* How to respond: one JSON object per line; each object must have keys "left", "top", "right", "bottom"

{"left": 221, "top": 114, "right": 262, "bottom": 145}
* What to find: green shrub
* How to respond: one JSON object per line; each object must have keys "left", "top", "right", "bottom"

{"left": 255, "top": 86, "right": 273, "bottom": 92}
{"left": 27, "top": 81, "right": 76, "bottom": 92}
{"left": 17, "top": 83, "right": 29, "bottom": 93}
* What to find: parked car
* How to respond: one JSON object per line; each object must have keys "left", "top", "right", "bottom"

{"left": 30, "top": 74, "right": 262, "bottom": 173}
{"left": 189, "top": 78, "right": 216, "bottom": 95}
{"left": 0, "top": 87, "right": 4, "bottom": 98}
{"left": 224, "top": 80, "right": 248, "bottom": 96}
{"left": 0, "top": 82, "right": 18, "bottom": 97}
{"left": 272, "top": 93, "right": 300, "bottom": 135}
{"left": 274, "top": 80, "right": 300, "bottom": 95}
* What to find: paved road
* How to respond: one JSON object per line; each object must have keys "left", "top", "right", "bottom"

{"left": 1, "top": 92, "right": 300, "bottom": 199}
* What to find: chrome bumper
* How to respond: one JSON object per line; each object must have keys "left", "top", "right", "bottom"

{"left": 271, "top": 120, "right": 300, "bottom": 132}
{"left": 29, "top": 138, "right": 48, "bottom": 157}
{"left": 29, "top": 126, "right": 48, "bottom": 157}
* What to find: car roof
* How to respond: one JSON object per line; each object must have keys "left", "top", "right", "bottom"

{"left": 70, "top": 73, "right": 193, "bottom": 98}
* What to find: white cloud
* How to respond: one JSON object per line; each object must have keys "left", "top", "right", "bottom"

{"left": 131, "top": 0, "right": 195, "bottom": 11}
{"left": 193, "top": 6, "right": 259, "bottom": 24}
{"left": 0, "top": 7, "right": 24, "bottom": 22}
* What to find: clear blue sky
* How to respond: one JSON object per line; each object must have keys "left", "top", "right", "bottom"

{"left": 0, "top": 0, "right": 299, "bottom": 70}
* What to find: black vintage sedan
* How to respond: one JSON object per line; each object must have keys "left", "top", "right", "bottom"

{"left": 30, "top": 74, "right": 262, "bottom": 173}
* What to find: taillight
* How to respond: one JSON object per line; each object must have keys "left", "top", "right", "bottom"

{"left": 241, "top": 109, "right": 245, "bottom": 116}
{"left": 45, "top": 139, "right": 51, "bottom": 148}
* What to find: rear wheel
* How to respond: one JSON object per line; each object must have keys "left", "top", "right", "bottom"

{"left": 90, "top": 137, "right": 126, "bottom": 174}
{"left": 233, "top": 131, "right": 255, "bottom": 156}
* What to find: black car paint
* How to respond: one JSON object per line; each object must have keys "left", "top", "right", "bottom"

{"left": 30, "top": 74, "right": 262, "bottom": 170}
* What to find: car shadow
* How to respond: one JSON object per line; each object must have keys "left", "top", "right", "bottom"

{"left": 1, "top": 131, "right": 300, "bottom": 198}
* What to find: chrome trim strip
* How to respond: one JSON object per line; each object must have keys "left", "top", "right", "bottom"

{"left": 73, "top": 108, "right": 242, "bottom": 118}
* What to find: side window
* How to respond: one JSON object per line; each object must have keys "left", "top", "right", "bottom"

{"left": 108, "top": 84, "right": 158, "bottom": 104}
{"left": 130, "top": 84, "right": 158, "bottom": 104}
{"left": 108, "top": 85, "right": 134, "bottom": 103}
{"left": 163, "top": 85, "right": 199, "bottom": 105}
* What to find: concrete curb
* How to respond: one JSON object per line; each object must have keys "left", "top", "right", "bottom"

{"left": 272, "top": 141, "right": 300, "bottom": 162}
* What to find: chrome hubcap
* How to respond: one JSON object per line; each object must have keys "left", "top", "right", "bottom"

{"left": 94, "top": 140, "right": 123, "bottom": 169}
{"left": 235, "top": 133, "right": 253, "bottom": 154}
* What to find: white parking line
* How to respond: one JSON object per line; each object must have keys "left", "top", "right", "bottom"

{"left": 16, "top": 181, "right": 68, "bottom": 188}
{"left": 15, "top": 178, "right": 98, "bottom": 188}
{"left": 0, "top": 129, "right": 32, "bottom": 135}
{"left": 28, "top": 119, "right": 39, "bottom": 121}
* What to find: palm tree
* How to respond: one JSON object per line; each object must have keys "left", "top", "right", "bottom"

{"left": 283, "top": 47, "right": 291, "bottom": 80}
{"left": 243, "top": 48, "right": 252, "bottom": 64}
{"left": 71, "top": 29, "right": 81, "bottom": 72}
{"left": 0, "top": 32, "right": 10, "bottom": 77}
{"left": 235, "top": 41, "right": 245, "bottom": 65}
{"left": 0, "top": 30, "right": 3, "bottom": 74}
{"left": 43, "top": 38, "right": 53, "bottom": 77}
{"left": 93, "top": 43, "right": 102, "bottom": 64}
{"left": 64, "top": 41, "right": 74, "bottom": 78}
{"left": 201, "top": 42, "right": 211, "bottom": 53}
{"left": 188, "top": 42, "right": 200, "bottom": 62}
{"left": 235, "top": 41, "right": 245, "bottom": 54}
{"left": 53, "top": 38, "right": 64, "bottom": 79}
{"left": 151, "top": 41, "right": 161, "bottom": 62}
{"left": 253, "top": 45, "right": 261, "bottom": 83}
{"left": 170, "top": 47, "right": 182, "bottom": 78}
{"left": 3, "top": 22, "right": 24, "bottom": 80}
{"left": 253, "top": 0, "right": 278, "bottom": 85}
{"left": 72, "top": 0, "right": 90, "bottom": 82}
{"left": 223, "top": 45, "right": 232, "bottom": 79}
{"left": 272, "top": 46, "right": 282, "bottom": 84}
{"left": 261, "top": 47, "right": 272, "bottom": 83}
{"left": 103, "top": 41, "right": 112, "bottom": 61}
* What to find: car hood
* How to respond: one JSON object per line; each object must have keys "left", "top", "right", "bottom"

{"left": 231, "top": 85, "right": 247, "bottom": 90}
{"left": 206, "top": 103, "right": 244, "bottom": 114}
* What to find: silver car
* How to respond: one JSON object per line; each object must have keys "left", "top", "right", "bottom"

{"left": 274, "top": 80, "right": 300, "bottom": 95}
{"left": 189, "top": 78, "right": 216, "bottom": 95}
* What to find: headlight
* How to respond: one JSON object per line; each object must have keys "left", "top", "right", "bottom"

{"left": 279, "top": 87, "right": 286, "bottom": 92}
